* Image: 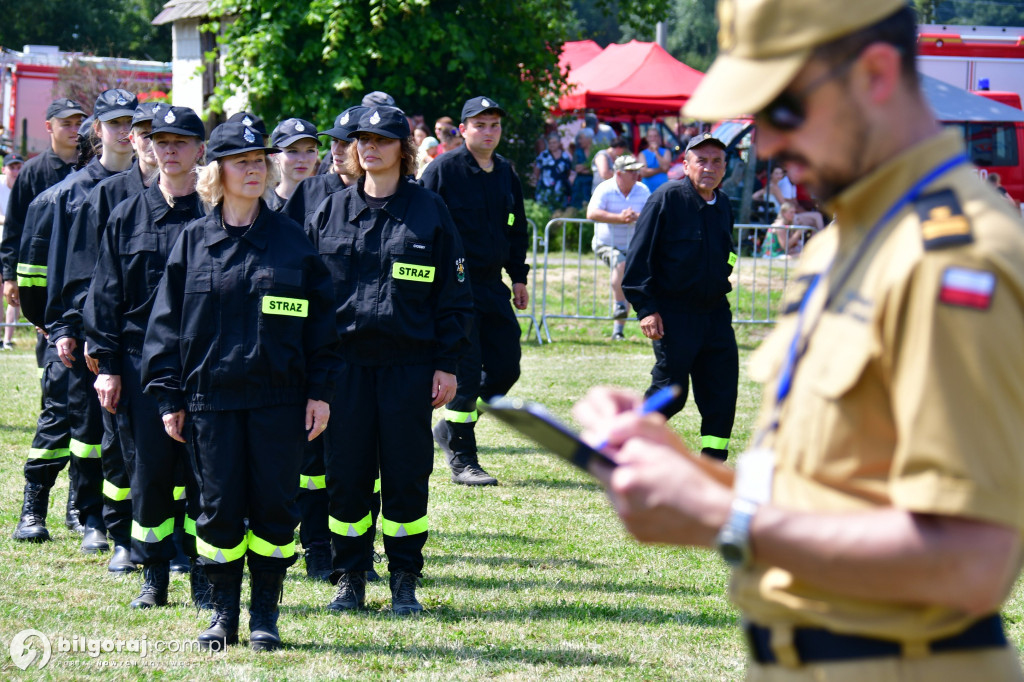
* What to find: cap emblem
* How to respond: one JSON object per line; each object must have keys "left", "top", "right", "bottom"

{"left": 115, "top": 94, "right": 128, "bottom": 106}
{"left": 244, "top": 127, "right": 256, "bottom": 144}
{"left": 340, "top": 112, "right": 349, "bottom": 125}
{"left": 67, "top": 100, "right": 75, "bottom": 107}
{"left": 165, "top": 110, "right": 176, "bottom": 123}
{"left": 295, "top": 121, "right": 305, "bottom": 132}
{"left": 481, "top": 98, "right": 491, "bottom": 108}
{"left": 370, "top": 111, "right": 381, "bottom": 125}
{"left": 242, "top": 115, "right": 253, "bottom": 126}
{"left": 153, "top": 104, "right": 162, "bottom": 113}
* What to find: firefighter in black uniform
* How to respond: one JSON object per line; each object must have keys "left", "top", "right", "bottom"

{"left": 86, "top": 106, "right": 209, "bottom": 608}
{"left": 267, "top": 117, "right": 319, "bottom": 213}
{"left": 142, "top": 122, "right": 338, "bottom": 651}
{"left": 6, "top": 98, "right": 85, "bottom": 542}
{"left": 622, "top": 134, "right": 738, "bottom": 462}
{"left": 43, "top": 91, "right": 139, "bottom": 562}
{"left": 419, "top": 95, "right": 530, "bottom": 486}
{"left": 308, "top": 107, "right": 471, "bottom": 615}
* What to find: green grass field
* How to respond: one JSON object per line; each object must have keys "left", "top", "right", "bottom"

{"left": 1, "top": 293, "right": 1023, "bottom": 679}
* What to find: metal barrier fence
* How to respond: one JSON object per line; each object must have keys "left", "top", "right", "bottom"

{"left": 516, "top": 218, "right": 544, "bottom": 344}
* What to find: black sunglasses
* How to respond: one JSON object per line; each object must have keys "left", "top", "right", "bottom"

{"left": 755, "top": 55, "right": 860, "bottom": 131}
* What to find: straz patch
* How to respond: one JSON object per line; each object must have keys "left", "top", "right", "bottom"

{"left": 938, "top": 267, "right": 995, "bottom": 310}
{"left": 727, "top": 252, "right": 738, "bottom": 267}
{"left": 262, "top": 296, "right": 309, "bottom": 317}
{"left": 916, "top": 189, "right": 972, "bottom": 250}
{"left": 393, "top": 262, "right": 435, "bottom": 283}
{"left": 455, "top": 257, "right": 466, "bottom": 283}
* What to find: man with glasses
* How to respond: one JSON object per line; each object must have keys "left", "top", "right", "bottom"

{"left": 575, "top": 1, "right": 1024, "bottom": 679}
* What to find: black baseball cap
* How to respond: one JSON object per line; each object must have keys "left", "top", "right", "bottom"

{"left": 78, "top": 116, "right": 96, "bottom": 140}
{"left": 206, "top": 122, "right": 280, "bottom": 162}
{"left": 4, "top": 153, "right": 25, "bottom": 166}
{"left": 461, "top": 95, "right": 507, "bottom": 121}
{"left": 684, "top": 132, "right": 727, "bottom": 154}
{"left": 146, "top": 106, "right": 205, "bottom": 139}
{"left": 362, "top": 91, "right": 395, "bottom": 107}
{"left": 132, "top": 102, "right": 164, "bottom": 126}
{"left": 226, "top": 112, "right": 267, "bottom": 137}
{"left": 94, "top": 89, "right": 138, "bottom": 122}
{"left": 271, "top": 118, "right": 319, "bottom": 148}
{"left": 322, "top": 106, "right": 367, "bottom": 142}
{"left": 46, "top": 98, "right": 87, "bottom": 120}
{"left": 353, "top": 107, "right": 410, "bottom": 140}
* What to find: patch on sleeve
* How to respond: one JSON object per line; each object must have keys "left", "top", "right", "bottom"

{"left": 916, "top": 188, "right": 972, "bottom": 250}
{"left": 938, "top": 266, "right": 995, "bottom": 310}
{"left": 455, "top": 257, "right": 466, "bottom": 283}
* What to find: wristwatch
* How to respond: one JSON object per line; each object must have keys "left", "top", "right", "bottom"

{"left": 716, "top": 497, "right": 759, "bottom": 569}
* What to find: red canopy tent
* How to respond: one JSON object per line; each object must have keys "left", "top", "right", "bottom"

{"left": 557, "top": 40, "right": 704, "bottom": 116}
{"left": 558, "top": 39, "right": 603, "bottom": 75}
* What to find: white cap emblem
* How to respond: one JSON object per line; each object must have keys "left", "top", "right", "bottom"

{"left": 481, "top": 98, "right": 491, "bottom": 107}
{"left": 370, "top": 111, "right": 380, "bottom": 125}
{"left": 115, "top": 94, "right": 128, "bottom": 106}
{"left": 244, "top": 127, "right": 256, "bottom": 144}
{"left": 340, "top": 112, "right": 349, "bottom": 125}
{"left": 295, "top": 121, "right": 305, "bottom": 132}
{"left": 164, "top": 110, "right": 176, "bottom": 123}
{"left": 67, "top": 100, "right": 75, "bottom": 107}
{"left": 242, "top": 115, "right": 253, "bottom": 126}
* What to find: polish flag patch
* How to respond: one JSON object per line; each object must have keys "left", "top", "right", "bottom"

{"left": 938, "top": 267, "right": 996, "bottom": 310}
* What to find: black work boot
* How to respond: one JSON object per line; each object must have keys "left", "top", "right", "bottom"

{"left": 303, "top": 542, "right": 332, "bottom": 581}
{"left": 326, "top": 570, "right": 366, "bottom": 611}
{"left": 434, "top": 421, "right": 498, "bottom": 486}
{"left": 389, "top": 570, "right": 423, "bottom": 615}
{"left": 198, "top": 570, "right": 241, "bottom": 651}
{"left": 170, "top": 526, "right": 191, "bottom": 573}
{"left": 249, "top": 572, "right": 286, "bottom": 652}
{"left": 65, "top": 486, "right": 83, "bottom": 534}
{"left": 12, "top": 482, "right": 51, "bottom": 542}
{"left": 80, "top": 515, "right": 109, "bottom": 554}
{"left": 190, "top": 559, "right": 213, "bottom": 609}
{"left": 130, "top": 562, "right": 170, "bottom": 608}
{"left": 107, "top": 544, "right": 137, "bottom": 573}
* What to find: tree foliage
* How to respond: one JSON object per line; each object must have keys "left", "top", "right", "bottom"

{"left": 915, "top": 0, "right": 1024, "bottom": 26}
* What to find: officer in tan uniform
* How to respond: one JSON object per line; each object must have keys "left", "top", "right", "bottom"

{"left": 573, "top": 1, "right": 1024, "bottom": 680}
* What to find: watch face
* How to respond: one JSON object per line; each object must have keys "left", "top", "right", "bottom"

{"left": 720, "top": 541, "right": 744, "bottom": 566}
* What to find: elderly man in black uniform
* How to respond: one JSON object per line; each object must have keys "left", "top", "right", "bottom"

{"left": 420, "top": 95, "right": 530, "bottom": 486}
{"left": 622, "top": 133, "right": 738, "bottom": 462}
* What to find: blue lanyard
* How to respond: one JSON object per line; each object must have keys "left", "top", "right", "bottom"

{"left": 768, "top": 153, "right": 969, "bottom": 433}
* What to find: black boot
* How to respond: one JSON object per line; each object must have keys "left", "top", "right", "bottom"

{"left": 249, "top": 572, "right": 285, "bottom": 652}
{"left": 80, "top": 515, "right": 109, "bottom": 554}
{"left": 198, "top": 570, "right": 241, "bottom": 651}
{"left": 12, "top": 482, "right": 50, "bottom": 542}
{"left": 434, "top": 421, "right": 498, "bottom": 486}
{"left": 190, "top": 559, "right": 213, "bottom": 609}
{"left": 130, "top": 562, "right": 169, "bottom": 608}
{"left": 389, "top": 570, "right": 423, "bottom": 615}
{"left": 303, "top": 542, "right": 332, "bottom": 581}
{"left": 107, "top": 544, "right": 137, "bottom": 573}
{"left": 65, "top": 486, "right": 83, "bottom": 534}
{"left": 327, "top": 570, "right": 366, "bottom": 611}
{"left": 170, "top": 526, "right": 191, "bottom": 573}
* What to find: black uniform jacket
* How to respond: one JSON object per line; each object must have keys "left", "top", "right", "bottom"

{"left": 142, "top": 203, "right": 339, "bottom": 416}
{"left": 52, "top": 162, "right": 149, "bottom": 343}
{"left": 623, "top": 176, "right": 736, "bottom": 319}
{"left": 16, "top": 178, "right": 68, "bottom": 328}
{"left": 86, "top": 182, "right": 205, "bottom": 376}
{"left": 419, "top": 144, "right": 529, "bottom": 287}
{"left": 306, "top": 178, "right": 472, "bottom": 374}
{"left": 1, "top": 148, "right": 74, "bottom": 282}
{"left": 281, "top": 172, "right": 346, "bottom": 227}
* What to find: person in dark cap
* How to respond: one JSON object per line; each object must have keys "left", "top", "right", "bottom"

{"left": 226, "top": 111, "right": 268, "bottom": 142}
{"left": 420, "top": 95, "right": 530, "bottom": 487}
{"left": 361, "top": 91, "right": 395, "bottom": 108}
{"left": 622, "top": 131, "right": 737, "bottom": 462}
{"left": 142, "top": 121, "right": 337, "bottom": 651}
{"left": 308, "top": 106, "right": 470, "bottom": 616}
{"left": 267, "top": 117, "right": 319, "bottom": 212}
{"left": 282, "top": 105, "right": 365, "bottom": 227}
{"left": 86, "top": 106, "right": 208, "bottom": 607}
{"left": 576, "top": 1, "right": 1024, "bottom": 678}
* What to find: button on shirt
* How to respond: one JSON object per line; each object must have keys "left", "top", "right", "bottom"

{"left": 589, "top": 176, "right": 651, "bottom": 251}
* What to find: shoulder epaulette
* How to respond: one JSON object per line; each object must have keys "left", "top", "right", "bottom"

{"left": 915, "top": 188, "right": 973, "bottom": 250}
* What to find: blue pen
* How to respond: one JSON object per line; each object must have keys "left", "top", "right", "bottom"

{"left": 593, "top": 384, "right": 682, "bottom": 451}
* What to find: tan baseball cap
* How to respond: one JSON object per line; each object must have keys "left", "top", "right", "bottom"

{"left": 613, "top": 154, "right": 645, "bottom": 172}
{"left": 684, "top": 0, "right": 908, "bottom": 121}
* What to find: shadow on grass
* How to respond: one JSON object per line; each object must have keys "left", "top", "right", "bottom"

{"left": 424, "top": 553, "right": 598, "bottom": 570}
{"left": 512, "top": 477, "right": 603, "bottom": 492}
{"left": 419, "top": 572, "right": 726, "bottom": 602}
{"left": 430, "top": 530, "right": 553, "bottom": 545}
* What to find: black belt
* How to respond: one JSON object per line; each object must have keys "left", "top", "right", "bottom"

{"left": 746, "top": 614, "right": 1006, "bottom": 665}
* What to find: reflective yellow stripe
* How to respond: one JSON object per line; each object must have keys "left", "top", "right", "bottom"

{"left": 329, "top": 513, "right": 372, "bottom": 538}
{"left": 131, "top": 517, "right": 174, "bottom": 543}
{"left": 373, "top": 477, "right": 381, "bottom": 494}
{"left": 196, "top": 534, "right": 247, "bottom": 563}
{"left": 16, "top": 263, "right": 47, "bottom": 287}
{"left": 381, "top": 515, "right": 428, "bottom": 537}
{"left": 183, "top": 516, "right": 197, "bottom": 536}
{"left": 103, "top": 480, "right": 131, "bottom": 501}
{"left": 476, "top": 397, "right": 488, "bottom": 410}
{"left": 17, "top": 263, "right": 47, "bottom": 275}
{"left": 37, "top": 367, "right": 44, "bottom": 379}
{"left": 444, "top": 409, "right": 478, "bottom": 424}
{"left": 299, "top": 474, "right": 326, "bottom": 490}
{"left": 507, "top": 212, "right": 515, "bottom": 226}
{"left": 728, "top": 252, "right": 738, "bottom": 267}
{"left": 17, "top": 275, "right": 46, "bottom": 287}
{"left": 261, "top": 295, "right": 308, "bottom": 317}
{"left": 69, "top": 439, "right": 101, "bottom": 459}
{"left": 29, "top": 447, "right": 70, "bottom": 460}
{"left": 392, "top": 262, "right": 435, "bottom": 282}
{"left": 172, "top": 486, "right": 186, "bottom": 501}
{"left": 701, "top": 435, "right": 730, "bottom": 451}
{"left": 246, "top": 530, "right": 295, "bottom": 559}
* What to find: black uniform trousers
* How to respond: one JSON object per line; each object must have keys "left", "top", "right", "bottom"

{"left": 187, "top": 403, "right": 304, "bottom": 576}
{"left": 647, "top": 305, "right": 738, "bottom": 461}
{"left": 99, "top": 409, "right": 132, "bottom": 546}
{"left": 297, "top": 437, "right": 330, "bottom": 548}
{"left": 119, "top": 352, "right": 198, "bottom": 565}
{"left": 326, "top": 363, "right": 433, "bottom": 577}
{"left": 444, "top": 279, "right": 521, "bottom": 450}
{"left": 66, "top": 354, "right": 105, "bottom": 524}
{"left": 23, "top": 353, "right": 75, "bottom": 493}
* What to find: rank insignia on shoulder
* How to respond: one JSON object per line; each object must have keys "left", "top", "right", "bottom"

{"left": 916, "top": 188, "right": 972, "bottom": 250}
{"left": 939, "top": 266, "right": 995, "bottom": 310}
